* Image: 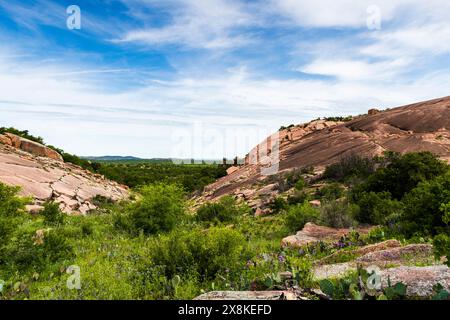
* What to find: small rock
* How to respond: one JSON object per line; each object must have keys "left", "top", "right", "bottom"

{"left": 309, "top": 200, "right": 321, "bottom": 207}
{"left": 226, "top": 166, "right": 240, "bottom": 175}
{"left": 25, "top": 204, "right": 44, "bottom": 215}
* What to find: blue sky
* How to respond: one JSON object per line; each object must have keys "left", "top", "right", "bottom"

{"left": 1, "top": 0, "right": 450, "bottom": 158}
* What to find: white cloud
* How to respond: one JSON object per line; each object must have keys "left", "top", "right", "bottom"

{"left": 118, "top": 0, "right": 257, "bottom": 49}
{"left": 2, "top": 48, "right": 450, "bottom": 158}
{"left": 301, "top": 58, "right": 412, "bottom": 81}
{"left": 2, "top": 0, "right": 450, "bottom": 158}
{"left": 269, "top": 0, "right": 450, "bottom": 28}
{"left": 362, "top": 22, "right": 450, "bottom": 59}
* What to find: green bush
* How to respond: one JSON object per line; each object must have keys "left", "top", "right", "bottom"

{"left": 315, "top": 183, "right": 344, "bottom": 200}
{"left": 0, "top": 127, "right": 44, "bottom": 144}
{"left": 294, "top": 177, "right": 306, "bottom": 191}
{"left": 360, "top": 152, "right": 448, "bottom": 200}
{"left": 139, "top": 227, "right": 248, "bottom": 288}
{"left": 118, "top": 184, "right": 186, "bottom": 235}
{"left": 196, "top": 196, "right": 249, "bottom": 224}
{"left": 284, "top": 202, "right": 320, "bottom": 232}
{"left": 3, "top": 229, "right": 74, "bottom": 272}
{"left": 400, "top": 172, "right": 450, "bottom": 236}
{"left": 319, "top": 200, "right": 358, "bottom": 228}
{"left": 287, "top": 190, "right": 310, "bottom": 205}
{"left": 41, "top": 202, "right": 65, "bottom": 226}
{"left": 323, "top": 154, "right": 376, "bottom": 181}
{"left": 0, "top": 183, "right": 28, "bottom": 217}
{"left": 0, "top": 183, "right": 27, "bottom": 248}
{"left": 433, "top": 234, "right": 450, "bottom": 267}
{"left": 353, "top": 191, "right": 403, "bottom": 225}
{"left": 269, "top": 196, "right": 288, "bottom": 214}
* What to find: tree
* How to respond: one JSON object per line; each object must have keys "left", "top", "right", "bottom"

{"left": 401, "top": 171, "right": 450, "bottom": 236}
{"left": 122, "top": 184, "right": 186, "bottom": 235}
{"left": 362, "top": 152, "right": 448, "bottom": 200}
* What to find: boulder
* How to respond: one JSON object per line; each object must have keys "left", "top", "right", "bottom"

{"left": 281, "top": 223, "right": 373, "bottom": 248}
{"left": 25, "top": 204, "right": 44, "bottom": 215}
{"left": 20, "top": 139, "right": 63, "bottom": 161}
{"left": 0, "top": 134, "right": 12, "bottom": 146}
{"left": 256, "top": 183, "right": 278, "bottom": 196}
{"left": 314, "top": 262, "right": 356, "bottom": 280}
{"left": 4, "top": 133, "right": 21, "bottom": 148}
{"left": 1, "top": 133, "right": 63, "bottom": 161}
{"left": 356, "top": 244, "right": 435, "bottom": 266}
{"left": 318, "top": 240, "right": 402, "bottom": 265}
{"left": 0, "top": 144, "right": 129, "bottom": 215}
{"left": 380, "top": 265, "right": 450, "bottom": 297}
{"left": 226, "top": 166, "right": 239, "bottom": 175}
{"left": 355, "top": 239, "right": 402, "bottom": 256}
{"left": 314, "top": 263, "right": 450, "bottom": 298}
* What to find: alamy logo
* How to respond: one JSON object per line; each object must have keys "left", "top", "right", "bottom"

{"left": 67, "top": 5, "right": 81, "bottom": 30}
{"left": 66, "top": 265, "right": 81, "bottom": 290}
{"left": 366, "top": 5, "right": 381, "bottom": 30}
{"left": 366, "top": 265, "right": 382, "bottom": 290}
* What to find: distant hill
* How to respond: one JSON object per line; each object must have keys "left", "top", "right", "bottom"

{"left": 82, "top": 156, "right": 144, "bottom": 162}
{"left": 82, "top": 156, "right": 225, "bottom": 164}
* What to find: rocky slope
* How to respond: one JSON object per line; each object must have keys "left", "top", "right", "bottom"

{"left": 200, "top": 96, "right": 450, "bottom": 209}
{"left": 0, "top": 135, "right": 129, "bottom": 214}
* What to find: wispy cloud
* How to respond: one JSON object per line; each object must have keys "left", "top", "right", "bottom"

{"left": 116, "top": 0, "right": 259, "bottom": 49}
{"left": 1, "top": 0, "right": 450, "bottom": 158}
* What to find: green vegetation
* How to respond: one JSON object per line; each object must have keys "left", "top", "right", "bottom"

{"left": 284, "top": 202, "right": 320, "bottom": 232}
{"left": 41, "top": 202, "right": 65, "bottom": 226}
{"left": 0, "top": 150, "right": 448, "bottom": 300}
{"left": 97, "top": 162, "right": 227, "bottom": 193}
{"left": 196, "top": 196, "right": 250, "bottom": 225}
{"left": 115, "top": 184, "right": 187, "bottom": 235}
{"left": 0, "top": 127, "right": 225, "bottom": 194}
{"left": 323, "top": 154, "right": 376, "bottom": 181}
{"left": 319, "top": 267, "right": 408, "bottom": 300}
{"left": 322, "top": 116, "right": 353, "bottom": 122}
{"left": 0, "top": 127, "right": 44, "bottom": 144}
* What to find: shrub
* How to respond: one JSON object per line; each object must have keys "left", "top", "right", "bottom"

{"left": 282, "top": 168, "right": 310, "bottom": 191}
{"left": 361, "top": 152, "right": 448, "bottom": 200}
{"left": 284, "top": 202, "right": 320, "bottom": 232}
{"left": 196, "top": 196, "right": 249, "bottom": 224}
{"left": 287, "top": 190, "right": 310, "bottom": 205}
{"left": 0, "top": 183, "right": 27, "bottom": 248}
{"left": 0, "top": 183, "right": 28, "bottom": 217}
{"left": 294, "top": 177, "right": 306, "bottom": 191}
{"left": 315, "top": 183, "right": 344, "bottom": 200}
{"left": 3, "top": 229, "right": 74, "bottom": 272}
{"left": 319, "top": 200, "right": 358, "bottom": 228}
{"left": 353, "top": 191, "right": 403, "bottom": 225}
{"left": 269, "top": 197, "right": 288, "bottom": 214}
{"left": 0, "top": 127, "right": 44, "bottom": 144}
{"left": 142, "top": 227, "right": 248, "bottom": 282}
{"left": 433, "top": 234, "right": 450, "bottom": 267}
{"left": 41, "top": 202, "right": 65, "bottom": 226}
{"left": 119, "top": 184, "right": 186, "bottom": 235}
{"left": 323, "top": 154, "right": 376, "bottom": 181}
{"left": 81, "top": 221, "right": 94, "bottom": 236}
{"left": 400, "top": 172, "right": 450, "bottom": 236}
